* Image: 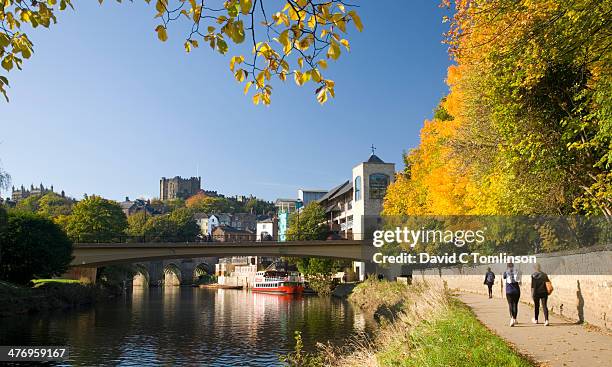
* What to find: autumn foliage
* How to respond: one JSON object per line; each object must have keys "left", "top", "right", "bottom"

{"left": 385, "top": 0, "right": 612, "bottom": 219}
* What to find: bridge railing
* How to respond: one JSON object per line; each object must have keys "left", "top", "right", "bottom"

{"left": 73, "top": 232, "right": 366, "bottom": 244}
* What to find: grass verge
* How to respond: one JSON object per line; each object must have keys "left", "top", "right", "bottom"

{"left": 0, "top": 280, "right": 119, "bottom": 317}
{"left": 376, "top": 299, "right": 532, "bottom": 367}
{"left": 281, "top": 280, "right": 533, "bottom": 367}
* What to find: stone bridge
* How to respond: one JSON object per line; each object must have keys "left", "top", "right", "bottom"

{"left": 68, "top": 240, "right": 374, "bottom": 285}
{"left": 131, "top": 257, "right": 218, "bottom": 287}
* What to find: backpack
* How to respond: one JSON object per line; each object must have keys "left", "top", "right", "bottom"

{"left": 485, "top": 272, "right": 495, "bottom": 284}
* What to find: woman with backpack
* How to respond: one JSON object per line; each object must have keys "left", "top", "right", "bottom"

{"left": 503, "top": 262, "right": 521, "bottom": 327}
{"left": 484, "top": 267, "right": 495, "bottom": 298}
{"left": 531, "top": 263, "right": 551, "bottom": 326}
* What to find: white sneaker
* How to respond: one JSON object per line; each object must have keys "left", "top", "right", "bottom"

{"left": 544, "top": 320, "right": 549, "bottom": 326}
{"left": 532, "top": 318, "right": 538, "bottom": 324}
{"left": 509, "top": 318, "right": 514, "bottom": 326}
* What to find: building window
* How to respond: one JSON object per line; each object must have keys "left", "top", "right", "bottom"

{"left": 354, "top": 176, "right": 362, "bottom": 201}
{"left": 369, "top": 173, "right": 390, "bottom": 199}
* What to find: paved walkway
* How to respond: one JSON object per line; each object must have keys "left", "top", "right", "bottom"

{"left": 458, "top": 292, "right": 612, "bottom": 367}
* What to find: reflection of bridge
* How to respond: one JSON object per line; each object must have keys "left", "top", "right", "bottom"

{"left": 71, "top": 240, "right": 370, "bottom": 267}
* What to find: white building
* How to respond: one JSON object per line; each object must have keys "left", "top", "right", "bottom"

{"left": 256, "top": 217, "right": 278, "bottom": 241}
{"left": 318, "top": 153, "right": 395, "bottom": 280}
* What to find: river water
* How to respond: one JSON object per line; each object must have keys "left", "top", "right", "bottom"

{"left": 0, "top": 287, "right": 373, "bottom": 366}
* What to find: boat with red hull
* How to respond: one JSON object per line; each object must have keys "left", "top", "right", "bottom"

{"left": 252, "top": 270, "right": 304, "bottom": 294}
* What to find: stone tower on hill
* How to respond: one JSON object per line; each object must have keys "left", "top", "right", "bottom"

{"left": 159, "top": 176, "right": 201, "bottom": 200}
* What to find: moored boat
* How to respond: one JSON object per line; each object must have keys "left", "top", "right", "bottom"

{"left": 252, "top": 270, "right": 304, "bottom": 294}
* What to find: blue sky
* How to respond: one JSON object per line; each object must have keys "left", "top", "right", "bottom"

{"left": 0, "top": 1, "right": 451, "bottom": 202}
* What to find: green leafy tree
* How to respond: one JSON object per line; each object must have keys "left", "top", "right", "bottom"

{"left": 126, "top": 211, "right": 148, "bottom": 237}
{"left": 0, "top": 211, "right": 73, "bottom": 284}
{"left": 244, "top": 198, "right": 275, "bottom": 215}
{"left": 37, "top": 192, "right": 73, "bottom": 218}
{"left": 64, "top": 196, "right": 128, "bottom": 242}
{"left": 285, "top": 202, "right": 339, "bottom": 294}
{"left": 0, "top": 0, "right": 363, "bottom": 104}
{"left": 141, "top": 208, "right": 199, "bottom": 242}
{"left": 142, "top": 215, "right": 176, "bottom": 242}
{"left": 286, "top": 202, "right": 327, "bottom": 241}
{"left": 0, "top": 205, "right": 7, "bottom": 265}
{"left": 186, "top": 193, "right": 239, "bottom": 214}
{"left": 169, "top": 207, "right": 200, "bottom": 240}
{"left": 15, "top": 194, "right": 41, "bottom": 212}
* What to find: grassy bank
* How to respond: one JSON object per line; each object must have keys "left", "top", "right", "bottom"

{"left": 282, "top": 280, "right": 533, "bottom": 367}
{"left": 0, "top": 280, "right": 119, "bottom": 317}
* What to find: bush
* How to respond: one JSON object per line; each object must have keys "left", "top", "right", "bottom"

{"left": 0, "top": 211, "right": 73, "bottom": 284}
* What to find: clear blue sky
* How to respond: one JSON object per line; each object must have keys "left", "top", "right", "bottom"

{"left": 0, "top": 1, "right": 451, "bottom": 202}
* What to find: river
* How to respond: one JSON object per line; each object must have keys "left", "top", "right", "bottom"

{"left": 0, "top": 287, "right": 374, "bottom": 366}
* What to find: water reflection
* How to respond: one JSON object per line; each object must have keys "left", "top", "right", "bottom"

{"left": 0, "top": 288, "right": 374, "bottom": 366}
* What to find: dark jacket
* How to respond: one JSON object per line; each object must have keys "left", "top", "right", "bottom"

{"left": 531, "top": 271, "right": 549, "bottom": 297}
{"left": 484, "top": 271, "right": 495, "bottom": 285}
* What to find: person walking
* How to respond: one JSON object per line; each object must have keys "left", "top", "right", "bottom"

{"left": 531, "top": 264, "right": 550, "bottom": 326}
{"left": 503, "top": 262, "right": 521, "bottom": 327}
{"left": 484, "top": 267, "right": 495, "bottom": 298}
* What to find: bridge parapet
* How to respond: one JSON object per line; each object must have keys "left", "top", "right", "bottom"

{"left": 71, "top": 240, "right": 372, "bottom": 267}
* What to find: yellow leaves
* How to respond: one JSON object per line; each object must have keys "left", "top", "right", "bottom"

{"left": 327, "top": 41, "right": 341, "bottom": 60}
{"left": 1, "top": 55, "right": 14, "bottom": 71}
{"left": 234, "top": 69, "right": 246, "bottom": 82}
{"left": 155, "top": 25, "right": 168, "bottom": 42}
{"left": 256, "top": 71, "right": 265, "bottom": 88}
{"left": 0, "top": 75, "right": 8, "bottom": 102}
{"left": 349, "top": 10, "right": 363, "bottom": 32}
{"left": 193, "top": 6, "right": 202, "bottom": 23}
{"left": 252, "top": 86, "right": 272, "bottom": 105}
{"left": 239, "top": 0, "right": 252, "bottom": 15}
{"left": 307, "top": 16, "right": 316, "bottom": 29}
{"left": 0, "top": 0, "right": 364, "bottom": 106}
{"left": 278, "top": 29, "right": 292, "bottom": 55}
{"left": 229, "top": 55, "right": 244, "bottom": 72}
{"left": 311, "top": 68, "right": 322, "bottom": 82}
{"left": 316, "top": 80, "right": 335, "bottom": 105}
{"left": 223, "top": 19, "right": 245, "bottom": 44}
{"left": 252, "top": 93, "right": 261, "bottom": 105}
{"left": 340, "top": 39, "right": 350, "bottom": 51}
{"left": 155, "top": 0, "right": 167, "bottom": 16}
{"left": 243, "top": 81, "right": 252, "bottom": 95}
{"left": 184, "top": 39, "right": 198, "bottom": 53}
{"left": 273, "top": 12, "right": 290, "bottom": 27}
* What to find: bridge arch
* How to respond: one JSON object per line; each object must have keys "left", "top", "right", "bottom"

{"left": 164, "top": 263, "right": 182, "bottom": 287}
{"left": 193, "top": 262, "right": 213, "bottom": 283}
{"left": 133, "top": 264, "right": 150, "bottom": 287}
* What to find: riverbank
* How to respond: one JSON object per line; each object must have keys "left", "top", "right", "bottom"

{"left": 283, "top": 279, "right": 534, "bottom": 367}
{"left": 0, "top": 280, "right": 121, "bottom": 317}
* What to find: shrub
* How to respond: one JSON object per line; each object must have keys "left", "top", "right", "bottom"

{"left": 0, "top": 211, "right": 73, "bottom": 284}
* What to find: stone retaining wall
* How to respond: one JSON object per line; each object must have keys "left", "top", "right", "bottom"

{"left": 413, "top": 249, "right": 612, "bottom": 330}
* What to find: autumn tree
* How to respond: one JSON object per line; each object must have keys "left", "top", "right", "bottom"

{"left": 0, "top": 0, "right": 363, "bottom": 104}
{"left": 386, "top": 0, "right": 612, "bottom": 221}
